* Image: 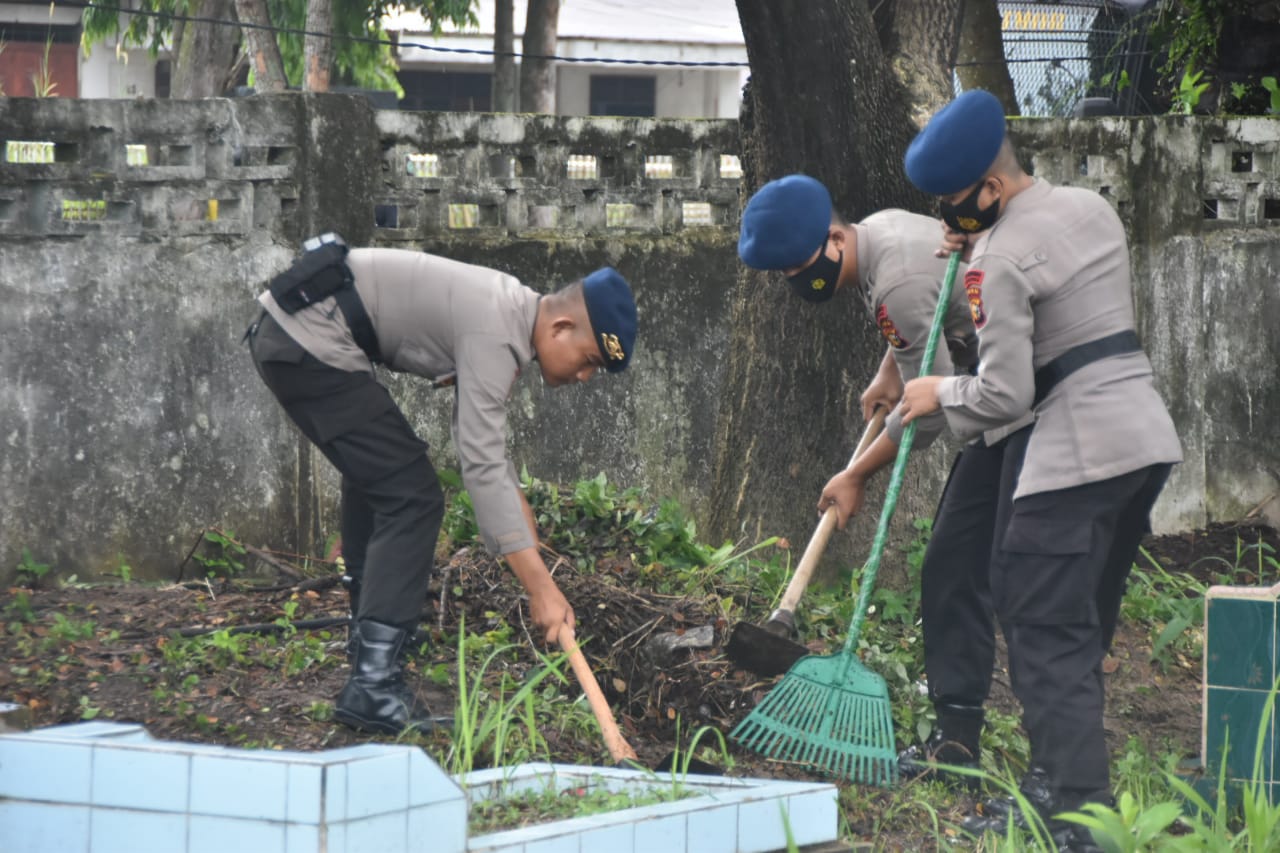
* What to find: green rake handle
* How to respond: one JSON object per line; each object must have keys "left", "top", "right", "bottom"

{"left": 841, "top": 251, "right": 961, "bottom": 662}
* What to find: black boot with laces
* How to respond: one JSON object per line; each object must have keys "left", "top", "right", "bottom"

{"left": 898, "top": 702, "right": 984, "bottom": 787}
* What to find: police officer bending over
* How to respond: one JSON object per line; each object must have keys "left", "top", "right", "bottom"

{"left": 737, "top": 174, "right": 1033, "bottom": 786}
{"left": 899, "top": 90, "right": 1181, "bottom": 851}
{"left": 246, "top": 239, "right": 637, "bottom": 735}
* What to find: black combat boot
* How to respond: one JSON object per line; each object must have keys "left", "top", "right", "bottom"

{"left": 341, "top": 573, "right": 361, "bottom": 659}
{"left": 964, "top": 769, "right": 1109, "bottom": 852}
{"left": 334, "top": 619, "right": 451, "bottom": 735}
{"left": 898, "top": 703, "right": 984, "bottom": 786}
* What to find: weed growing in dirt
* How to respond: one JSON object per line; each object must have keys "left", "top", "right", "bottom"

{"left": 14, "top": 548, "right": 51, "bottom": 587}
{"left": 468, "top": 776, "right": 695, "bottom": 835}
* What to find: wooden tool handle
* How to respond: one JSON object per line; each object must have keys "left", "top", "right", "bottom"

{"left": 559, "top": 624, "right": 639, "bottom": 763}
{"left": 774, "top": 407, "right": 888, "bottom": 614}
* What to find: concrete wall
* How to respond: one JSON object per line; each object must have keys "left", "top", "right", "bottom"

{"left": 0, "top": 94, "right": 1277, "bottom": 581}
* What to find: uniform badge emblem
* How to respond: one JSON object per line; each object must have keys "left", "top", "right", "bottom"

{"left": 876, "top": 305, "right": 909, "bottom": 349}
{"left": 600, "top": 332, "right": 625, "bottom": 362}
{"left": 964, "top": 269, "right": 987, "bottom": 329}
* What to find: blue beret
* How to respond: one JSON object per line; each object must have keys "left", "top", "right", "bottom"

{"left": 738, "top": 174, "right": 832, "bottom": 270}
{"left": 904, "top": 89, "right": 1007, "bottom": 196}
{"left": 582, "top": 267, "right": 637, "bottom": 373}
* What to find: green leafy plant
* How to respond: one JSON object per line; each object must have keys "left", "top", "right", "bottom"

{"left": 31, "top": 38, "right": 58, "bottom": 98}
{"left": 1263, "top": 76, "right": 1280, "bottom": 114}
{"left": 191, "top": 530, "right": 248, "bottom": 578}
{"left": 78, "top": 695, "right": 101, "bottom": 720}
{"left": 15, "top": 549, "right": 52, "bottom": 587}
{"left": 450, "top": 616, "right": 567, "bottom": 777}
{"left": 468, "top": 776, "right": 694, "bottom": 835}
{"left": 1173, "top": 68, "right": 1212, "bottom": 114}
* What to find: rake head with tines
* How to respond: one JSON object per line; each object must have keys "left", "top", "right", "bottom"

{"left": 730, "top": 252, "right": 962, "bottom": 788}
{"left": 731, "top": 647, "right": 897, "bottom": 786}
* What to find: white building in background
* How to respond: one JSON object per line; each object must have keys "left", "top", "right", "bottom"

{"left": 385, "top": 0, "right": 749, "bottom": 118}
{"left": 2, "top": 0, "right": 749, "bottom": 118}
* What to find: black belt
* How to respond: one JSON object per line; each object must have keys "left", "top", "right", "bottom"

{"left": 1033, "top": 329, "right": 1141, "bottom": 407}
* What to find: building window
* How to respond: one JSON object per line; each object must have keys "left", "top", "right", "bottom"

{"left": 398, "top": 70, "right": 493, "bottom": 112}
{"left": 589, "top": 75, "right": 655, "bottom": 117}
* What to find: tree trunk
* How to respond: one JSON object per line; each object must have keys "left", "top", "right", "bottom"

{"left": 303, "top": 0, "right": 334, "bottom": 92}
{"left": 170, "top": 0, "right": 241, "bottom": 98}
{"left": 492, "top": 0, "right": 518, "bottom": 111}
{"left": 234, "top": 0, "right": 288, "bottom": 92}
{"left": 880, "top": 0, "right": 965, "bottom": 126}
{"left": 954, "top": 0, "right": 1020, "bottom": 114}
{"left": 520, "top": 0, "right": 560, "bottom": 114}
{"left": 709, "top": 0, "right": 957, "bottom": 572}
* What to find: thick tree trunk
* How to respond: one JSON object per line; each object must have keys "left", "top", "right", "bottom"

{"left": 710, "top": 0, "right": 958, "bottom": 572}
{"left": 520, "top": 0, "right": 560, "bottom": 114}
{"left": 303, "top": 0, "right": 335, "bottom": 92}
{"left": 880, "top": 0, "right": 965, "bottom": 126}
{"left": 234, "top": 0, "right": 288, "bottom": 92}
{"left": 492, "top": 0, "right": 517, "bottom": 111}
{"left": 170, "top": 0, "right": 241, "bottom": 98}
{"left": 954, "top": 0, "right": 1020, "bottom": 114}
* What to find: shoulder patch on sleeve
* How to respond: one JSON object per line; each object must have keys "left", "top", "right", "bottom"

{"left": 876, "top": 304, "right": 910, "bottom": 349}
{"left": 964, "top": 269, "right": 987, "bottom": 329}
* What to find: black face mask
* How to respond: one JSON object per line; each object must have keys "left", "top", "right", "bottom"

{"left": 786, "top": 239, "right": 843, "bottom": 303}
{"left": 940, "top": 181, "right": 1000, "bottom": 234}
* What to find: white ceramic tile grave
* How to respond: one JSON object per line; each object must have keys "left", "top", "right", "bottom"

{"left": 461, "top": 763, "right": 839, "bottom": 853}
{"left": 0, "top": 722, "right": 840, "bottom": 853}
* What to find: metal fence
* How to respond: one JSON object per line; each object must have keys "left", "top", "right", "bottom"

{"left": 957, "top": 0, "right": 1160, "bottom": 117}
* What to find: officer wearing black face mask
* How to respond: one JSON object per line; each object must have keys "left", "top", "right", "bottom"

{"left": 737, "top": 174, "right": 1035, "bottom": 787}
{"left": 899, "top": 89, "right": 1181, "bottom": 853}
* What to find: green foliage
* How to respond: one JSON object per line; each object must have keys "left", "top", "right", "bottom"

{"left": 1122, "top": 547, "right": 1207, "bottom": 669}
{"left": 1263, "top": 77, "right": 1280, "bottom": 114}
{"left": 1173, "top": 67, "right": 1213, "bottom": 114}
{"left": 47, "top": 612, "right": 97, "bottom": 647}
{"left": 449, "top": 615, "right": 567, "bottom": 776}
{"left": 468, "top": 776, "right": 694, "bottom": 836}
{"left": 82, "top": 0, "right": 478, "bottom": 93}
{"left": 191, "top": 530, "right": 247, "bottom": 579}
{"left": 15, "top": 548, "right": 51, "bottom": 587}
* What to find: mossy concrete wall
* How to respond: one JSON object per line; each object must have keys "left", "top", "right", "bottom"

{"left": 0, "top": 95, "right": 1276, "bottom": 581}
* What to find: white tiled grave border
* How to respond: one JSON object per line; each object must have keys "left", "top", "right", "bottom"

{"left": 462, "top": 763, "right": 839, "bottom": 853}
{"left": 0, "top": 721, "right": 839, "bottom": 853}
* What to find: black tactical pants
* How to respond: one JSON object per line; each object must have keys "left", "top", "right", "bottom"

{"left": 921, "top": 425, "right": 1031, "bottom": 707}
{"left": 995, "top": 462, "right": 1173, "bottom": 796}
{"left": 247, "top": 312, "right": 445, "bottom": 629}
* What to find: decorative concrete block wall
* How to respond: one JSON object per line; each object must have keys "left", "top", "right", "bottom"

{"left": 1203, "top": 582, "right": 1280, "bottom": 799}
{"left": 0, "top": 96, "right": 1278, "bottom": 582}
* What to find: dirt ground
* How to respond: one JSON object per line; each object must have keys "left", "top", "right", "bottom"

{"left": 3, "top": 519, "right": 1278, "bottom": 849}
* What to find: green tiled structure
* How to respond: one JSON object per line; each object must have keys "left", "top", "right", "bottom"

{"left": 1204, "top": 582, "right": 1280, "bottom": 799}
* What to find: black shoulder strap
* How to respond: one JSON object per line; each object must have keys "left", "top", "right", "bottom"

{"left": 333, "top": 269, "right": 382, "bottom": 365}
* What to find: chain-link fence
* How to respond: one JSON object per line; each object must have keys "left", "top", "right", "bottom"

{"left": 957, "top": 0, "right": 1162, "bottom": 117}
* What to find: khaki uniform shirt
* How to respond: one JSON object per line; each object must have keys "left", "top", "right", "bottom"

{"left": 258, "top": 249, "right": 540, "bottom": 556}
{"left": 856, "top": 210, "right": 1030, "bottom": 448}
{"left": 936, "top": 179, "right": 1182, "bottom": 498}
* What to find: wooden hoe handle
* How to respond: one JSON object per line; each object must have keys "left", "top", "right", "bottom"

{"left": 774, "top": 406, "right": 889, "bottom": 615}
{"left": 559, "top": 624, "right": 639, "bottom": 763}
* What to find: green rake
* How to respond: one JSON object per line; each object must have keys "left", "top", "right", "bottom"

{"left": 732, "top": 252, "right": 962, "bottom": 786}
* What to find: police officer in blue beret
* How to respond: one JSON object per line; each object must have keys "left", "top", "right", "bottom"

{"left": 739, "top": 174, "right": 1034, "bottom": 786}
{"left": 246, "top": 243, "right": 637, "bottom": 735}
{"left": 898, "top": 89, "right": 1181, "bottom": 849}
